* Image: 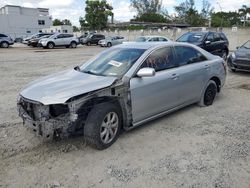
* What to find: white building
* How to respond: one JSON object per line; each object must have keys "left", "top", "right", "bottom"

{"left": 0, "top": 5, "right": 52, "bottom": 38}
{"left": 42, "top": 25, "right": 73, "bottom": 34}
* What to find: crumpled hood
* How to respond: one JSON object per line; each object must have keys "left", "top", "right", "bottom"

{"left": 20, "top": 69, "right": 117, "bottom": 105}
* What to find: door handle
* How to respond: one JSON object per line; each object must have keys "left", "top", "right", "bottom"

{"left": 171, "top": 73, "right": 179, "bottom": 80}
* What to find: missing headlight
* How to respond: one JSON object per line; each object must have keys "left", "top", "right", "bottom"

{"left": 49, "top": 104, "right": 69, "bottom": 117}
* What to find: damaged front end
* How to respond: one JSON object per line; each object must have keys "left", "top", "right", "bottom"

{"left": 17, "top": 96, "right": 78, "bottom": 139}
{"left": 17, "top": 81, "right": 132, "bottom": 140}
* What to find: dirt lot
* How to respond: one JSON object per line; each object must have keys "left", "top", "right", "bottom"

{"left": 0, "top": 44, "right": 250, "bottom": 188}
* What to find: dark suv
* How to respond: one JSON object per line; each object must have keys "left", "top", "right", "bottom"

{"left": 81, "top": 34, "right": 105, "bottom": 46}
{"left": 176, "top": 31, "right": 229, "bottom": 60}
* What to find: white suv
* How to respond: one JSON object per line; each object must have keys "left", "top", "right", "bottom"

{"left": 39, "top": 33, "right": 79, "bottom": 49}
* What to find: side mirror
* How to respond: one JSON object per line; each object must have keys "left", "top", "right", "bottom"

{"left": 205, "top": 41, "right": 211, "bottom": 45}
{"left": 236, "top": 46, "right": 239, "bottom": 49}
{"left": 137, "top": 68, "right": 155, "bottom": 77}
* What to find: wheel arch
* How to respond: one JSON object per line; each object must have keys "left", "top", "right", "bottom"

{"left": 76, "top": 96, "right": 125, "bottom": 128}
{"left": 210, "top": 76, "right": 221, "bottom": 92}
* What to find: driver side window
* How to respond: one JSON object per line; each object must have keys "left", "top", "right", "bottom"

{"left": 141, "top": 47, "right": 177, "bottom": 72}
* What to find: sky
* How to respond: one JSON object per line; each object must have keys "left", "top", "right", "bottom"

{"left": 0, "top": 0, "right": 250, "bottom": 26}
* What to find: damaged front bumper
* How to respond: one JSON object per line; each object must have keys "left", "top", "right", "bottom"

{"left": 17, "top": 103, "right": 74, "bottom": 139}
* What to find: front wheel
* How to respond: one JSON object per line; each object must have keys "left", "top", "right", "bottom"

{"left": 107, "top": 42, "right": 112, "bottom": 47}
{"left": 1, "top": 41, "right": 9, "bottom": 48}
{"left": 70, "top": 42, "right": 77, "bottom": 48}
{"left": 84, "top": 102, "right": 122, "bottom": 150}
{"left": 199, "top": 80, "right": 217, "bottom": 107}
{"left": 47, "top": 42, "right": 54, "bottom": 49}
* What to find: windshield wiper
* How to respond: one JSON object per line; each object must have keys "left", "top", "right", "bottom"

{"left": 83, "top": 70, "right": 98, "bottom": 75}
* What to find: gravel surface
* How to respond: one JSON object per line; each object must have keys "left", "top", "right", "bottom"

{"left": 0, "top": 44, "right": 249, "bottom": 188}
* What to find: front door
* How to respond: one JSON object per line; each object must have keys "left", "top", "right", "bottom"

{"left": 130, "top": 47, "right": 180, "bottom": 123}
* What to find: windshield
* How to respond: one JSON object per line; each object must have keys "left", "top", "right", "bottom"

{"left": 80, "top": 48, "right": 145, "bottom": 77}
{"left": 177, "top": 33, "right": 205, "bottom": 43}
{"left": 241, "top": 40, "right": 250, "bottom": 49}
{"left": 49, "top": 34, "right": 58, "bottom": 38}
{"left": 136, "top": 37, "right": 148, "bottom": 42}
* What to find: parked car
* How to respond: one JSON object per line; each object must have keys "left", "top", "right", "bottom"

{"left": 81, "top": 34, "right": 105, "bottom": 45}
{"left": 0, "top": 34, "right": 14, "bottom": 48}
{"left": 135, "top": 35, "right": 170, "bottom": 42}
{"left": 28, "top": 34, "right": 53, "bottom": 47}
{"left": 14, "top": 37, "right": 23, "bottom": 43}
{"left": 176, "top": 31, "right": 229, "bottom": 60}
{"left": 38, "top": 33, "right": 79, "bottom": 49}
{"left": 78, "top": 31, "right": 96, "bottom": 41}
{"left": 227, "top": 40, "right": 250, "bottom": 72}
{"left": 23, "top": 33, "right": 52, "bottom": 44}
{"left": 98, "top": 36, "right": 125, "bottom": 47}
{"left": 17, "top": 42, "right": 226, "bottom": 149}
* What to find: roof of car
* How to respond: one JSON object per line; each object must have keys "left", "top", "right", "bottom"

{"left": 117, "top": 41, "right": 178, "bottom": 49}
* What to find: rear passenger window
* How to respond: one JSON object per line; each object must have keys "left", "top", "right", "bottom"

{"left": 141, "top": 47, "right": 177, "bottom": 72}
{"left": 149, "top": 37, "right": 159, "bottom": 42}
{"left": 159, "top": 37, "right": 168, "bottom": 41}
{"left": 174, "top": 46, "right": 207, "bottom": 66}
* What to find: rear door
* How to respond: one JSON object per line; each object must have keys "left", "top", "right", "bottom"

{"left": 130, "top": 46, "right": 180, "bottom": 123}
{"left": 63, "top": 34, "right": 73, "bottom": 45}
{"left": 173, "top": 45, "right": 210, "bottom": 104}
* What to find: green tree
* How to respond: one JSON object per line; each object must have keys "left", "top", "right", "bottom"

{"left": 62, "top": 19, "right": 72, "bottom": 26}
{"left": 73, "top": 26, "right": 80, "bottom": 32}
{"left": 130, "top": 0, "right": 170, "bottom": 23}
{"left": 239, "top": 5, "right": 250, "bottom": 27}
{"left": 211, "top": 11, "right": 241, "bottom": 27}
{"left": 84, "top": 0, "right": 113, "bottom": 30}
{"left": 131, "top": 12, "right": 167, "bottom": 23}
{"left": 131, "top": 0, "right": 162, "bottom": 15}
{"left": 53, "top": 19, "right": 63, "bottom": 26}
{"left": 174, "top": 0, "right": 203, "bottom": 26}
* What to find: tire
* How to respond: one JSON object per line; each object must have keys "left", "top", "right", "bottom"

{"left": 47, "top": 42, "right": 54, "bottom": 49}
{"left": 87, "top": 41, "right": 91, "bottom": 46}
{"left": 84, "top": 102, "right": 122, "bottom": 150}
{"left": 70, "top": 41, "right": 77, "bottom": 48}
{"left": 199, "top": 80, "right": 217, "bottom": 107}
{"left": 107, "top": 42, "right": 112, "bottom": 47}
{"left": 1, "top": 41, "right": 9, "bottom": 48}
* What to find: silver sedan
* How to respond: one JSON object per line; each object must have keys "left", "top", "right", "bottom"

{"left": 17, "top": 42, "right": 226, "bottom": 149}
{"left": 98, "top": 36, "right": 125, "bottom": 47}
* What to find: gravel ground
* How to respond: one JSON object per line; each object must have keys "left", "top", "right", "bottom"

{"left": 0, "top": 44, "right": 249, "bottom": 188}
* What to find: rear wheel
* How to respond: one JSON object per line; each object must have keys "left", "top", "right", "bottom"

{"left": 87, "top": 41, "right": 91, "bottom": 46}
{"left": 1, "top": 41, "right": 9, "bottom": 48}
{"left": 199, "top": 80, "right": 217, "bottom": 106}
{"left": 84, "top": 102, "right": 122, "bottom": 150}
{"left": 47, "top": 42, "right": 54, "bottom": 49}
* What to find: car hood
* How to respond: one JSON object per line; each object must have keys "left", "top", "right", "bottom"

{"left": 235, "top": 48, "right": 250, "bottom": 59}
{"left": 20, "top": 69, "right": 117, "bottom": 105}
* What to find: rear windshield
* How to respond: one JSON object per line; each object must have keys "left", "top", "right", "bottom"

{"left": 177, "top": 33, "right": 206, "bottom": 43}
